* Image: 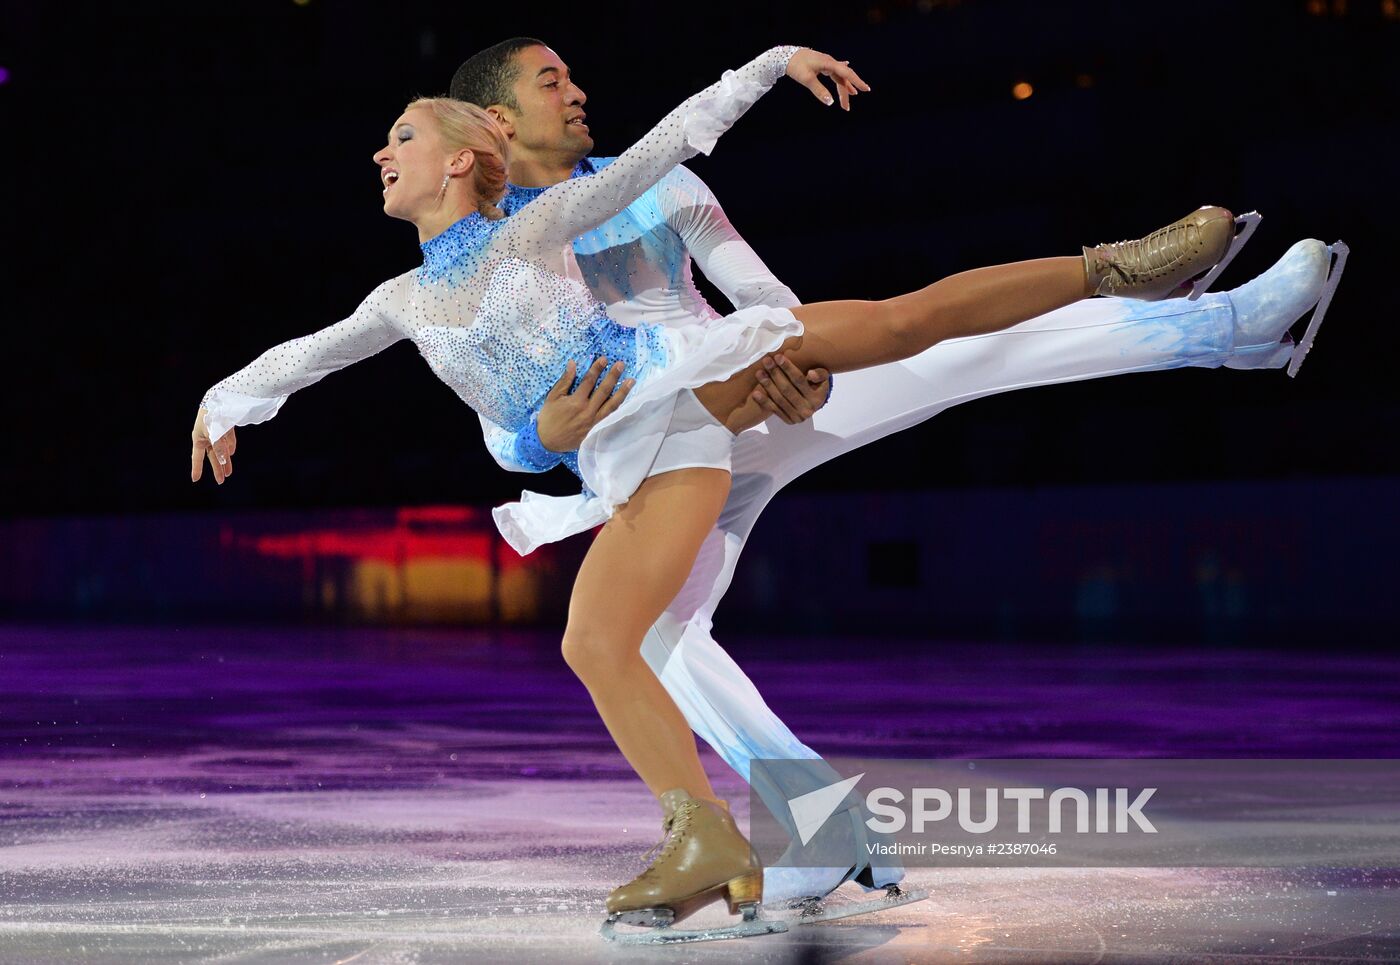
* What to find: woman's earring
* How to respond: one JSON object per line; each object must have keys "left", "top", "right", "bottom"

{"left": 436, "top": 173, "right": 449, "bottom": 203}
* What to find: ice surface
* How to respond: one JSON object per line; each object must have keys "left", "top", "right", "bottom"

{"left": 2, "top": 626, "right": 1398, "bottom": 962}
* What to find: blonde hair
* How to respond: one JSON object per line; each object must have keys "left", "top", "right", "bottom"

{"left": 405, "top": 97, "right": 510, "bottom": 220}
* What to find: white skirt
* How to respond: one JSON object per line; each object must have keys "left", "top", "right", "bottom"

{"left": 649, "top": 388, "right": 737, "bottom": 477}
{"left": 492, "top": 304, "right": 802, "bottom": 555}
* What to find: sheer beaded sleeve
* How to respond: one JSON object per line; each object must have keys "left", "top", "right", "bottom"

{"left": 501, "top": 46, "right": 799, "bottom": 257}
{"left": 657, "top": 164, "right": 801, "bottom": 312}
{"left": 200, "top": 276, "right": 408, "bottom": 443}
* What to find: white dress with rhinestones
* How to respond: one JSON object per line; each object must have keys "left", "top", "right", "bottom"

{"left": 201, "top": 47, "right": 803, "bottom": 554}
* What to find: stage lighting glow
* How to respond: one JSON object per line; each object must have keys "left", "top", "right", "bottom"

{"left": 1012, "top": 81, "right": 1033, "bottom": 100}
{"left": 0, "top": 67, "right": 10, "bottom": 85}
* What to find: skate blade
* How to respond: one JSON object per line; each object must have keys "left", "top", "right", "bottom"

{"left": 1286, "top": 240, "right": 1348, "bottom": 378}
{"left": 600, "top": 910, "right": 788, "bottom": 945}
{"left": 782, "top": 886, "right": 931, "bottom": 925}
{"left": 1188, "top": 210, "right": 1262, "bottom": 300}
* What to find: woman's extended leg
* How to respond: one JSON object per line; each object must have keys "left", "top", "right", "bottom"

{"left": 563, "top": 467, "right": 733, "bottom": 803}
{"left": 697, "top": 205, "right": 1239, "bottom": 431}
{"left": 698, "top": 255, "right": 1089, "bottom": 431}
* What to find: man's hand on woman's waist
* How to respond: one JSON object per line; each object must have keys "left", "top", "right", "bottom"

{"left": 534, "top": 350, "right": 833, "bottom": 455}
{"left": 537, "top": 358, "right": 635, "bottom": 453}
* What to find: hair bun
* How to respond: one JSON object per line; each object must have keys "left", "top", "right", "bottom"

{"left": 401, "top": 95, "right": 511, "bottom": 219}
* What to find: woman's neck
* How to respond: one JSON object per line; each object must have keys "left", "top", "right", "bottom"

{"left": 415, "top": 196, "right": 479, "bottom": 244}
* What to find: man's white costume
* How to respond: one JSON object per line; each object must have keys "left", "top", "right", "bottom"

{"left": 489, "top": 157, "right": 1250, "bottom": 896}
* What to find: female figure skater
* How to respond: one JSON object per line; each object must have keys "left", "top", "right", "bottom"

{"left": 191, "top": 46, "right": 1240, "bottom": 942}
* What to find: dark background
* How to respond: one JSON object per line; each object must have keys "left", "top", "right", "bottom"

{"left": 2, "top": 0, "right": 1395, "bottom": 517}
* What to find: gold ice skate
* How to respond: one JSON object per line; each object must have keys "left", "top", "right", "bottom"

{"left": 1084, "top": 205, "right": 1251, "bottom": 301}
{"left": 600, "top": 788, "right": 787, "bottom": 945}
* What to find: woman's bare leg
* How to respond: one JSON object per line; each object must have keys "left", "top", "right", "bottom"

{"left": 563, "top": 468, "right": 733, "bottom": 804}
{"left": 697, "top": 256, "right": 1088, "bottom": 432}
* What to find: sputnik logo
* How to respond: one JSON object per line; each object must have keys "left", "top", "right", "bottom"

{"left": 787, "top": 773, "right": 865, "bottom": 845}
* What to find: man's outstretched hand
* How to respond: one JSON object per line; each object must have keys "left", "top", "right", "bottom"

{"left": 536, "top": 358, "right": 635, "bottom": 452}
{"left": 751, "top": 354, "right": 831, "bottom": 425}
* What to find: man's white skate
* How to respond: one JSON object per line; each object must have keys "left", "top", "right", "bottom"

{"left": 599, "top": 903, "right": 788, "bottom": 945}
{"left": 779, "top": 881, "right": 930, "bottom": 925}
{"left": 1187, "top": 210, "right": 1262, "bottom": 299}
{"left": 1286, "top": 240, "right": 1349, "bottom": 378}
{"left": 760, "top": 798, "right": 930, "bottom": 926}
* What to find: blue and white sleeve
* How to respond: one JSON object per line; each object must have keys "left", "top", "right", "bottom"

{"left": 658, "top": 164, "right": 801, "bottom": 312}
{"left": 478, "top": 412, "right": 564, "bottom": 474}
{"left": 659, "top": 165, "right": 832, "bottom": 404}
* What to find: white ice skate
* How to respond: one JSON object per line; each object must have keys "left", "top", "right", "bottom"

{"left": 1186, "top": 210, "right": 1262, "bottom": 299}
{"left": 1220, "top": 238, "right": 1350, "bottom": 375}
{"left": 763, "top": 806, "right": 930, "bottom": 925}
{"left": 1286, "top": 241, "right": 1349, "bottom": 377}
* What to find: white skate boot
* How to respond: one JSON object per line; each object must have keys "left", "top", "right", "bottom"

{"left": 765, "top": 805, "right": 929, "bottom": 925}
{"left": 1222, "top": 238, "right": 1350, "bottom": 375}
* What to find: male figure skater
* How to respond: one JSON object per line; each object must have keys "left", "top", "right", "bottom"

{"left": 450, "top": 37, "right": 1341, "bottom": 916}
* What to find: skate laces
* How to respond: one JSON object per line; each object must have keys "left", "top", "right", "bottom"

{"left": 1114, "top": 221, "right": 1196, "bottom": 272}
{"left": 1095, "top": 220, "right": 1198, "bottom": 290}
{"left": 637, "top": 801, "right": 700, "bottom": 876}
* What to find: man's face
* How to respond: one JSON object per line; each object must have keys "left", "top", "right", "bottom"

{"left": 501, "top": 45, "right": 592, "bottom": 159}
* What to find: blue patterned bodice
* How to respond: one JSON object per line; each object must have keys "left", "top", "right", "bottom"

{"left": 412, "top": 214, "right": 670, "bottom": 434}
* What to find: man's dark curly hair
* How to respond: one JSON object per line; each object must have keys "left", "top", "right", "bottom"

{"left": 449, "top": 37, "right": 548, "bottom": 110}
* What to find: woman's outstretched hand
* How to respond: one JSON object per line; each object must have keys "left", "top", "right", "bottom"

{"left": 785, "top": 49, "right": 870, "bottom": 111}
{"left": 191, "top": 408, "right": 236, "bottom": 485}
